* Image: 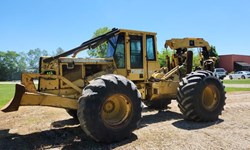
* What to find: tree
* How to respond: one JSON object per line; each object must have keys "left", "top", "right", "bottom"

{"left": 209, "top": 45, "right": 219, "bottom": 67}
{"left": 4, "top": 51, "right": 19, "bottom": 80}
{"left": 0, "top": 51, "right": 9, "bottom": 80}
{"left": 27, "top": 48, "right": 48, "bottom": 73}
{"left": 15, "top": 52, "right": 27, "bottom": 78}
{"left": 0, "top": 51, "right": 26, "bottom": 80}
{"left": 53, "top": 47, "right": 64, "bottom": 56}
{"left": 158, "top": 48, "right": 172, "bottom": 67}
{"left": 87, "top": 27, "right": 111, "bottom": 57}
{"left": 158, "top": 48, "right": 202, "bottom": 70}
{"left": 192, "top": 52, "right": 201, "bottom": 68}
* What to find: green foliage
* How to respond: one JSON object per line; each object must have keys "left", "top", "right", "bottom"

{"left": 158, "top": 48, "right": 172, "bottom": 67}
{"left": 87, "top": 27, "right": 111, "bottom": 58}
{"left": 209, "top": 45, "right": 219, "bottom": 67}
{"left": 0, "top": 48, "right": 49, "bottom": 81}
{"left": 53, "top": 47, "right": 64, "bottom": 55}
{"left": 192, "top": 51, "right": 201, "bottom": 69}
{"left": 27, "top": 48, "right": 48, "bottom": 73}
{"left": 18, "top": 52, "right": 27, "bottom": 73}
{"left": 209, "top": 45, "right": 218, "bottom": 57}
{"left": 158, "top": 48, "right": 201, "bottom": 70}
{"left": 0, "top": 51, "right": 26, "bottom": 81}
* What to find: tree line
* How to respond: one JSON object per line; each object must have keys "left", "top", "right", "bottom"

{"left": 0, "top": 47, "right": 64, "bottom": 81}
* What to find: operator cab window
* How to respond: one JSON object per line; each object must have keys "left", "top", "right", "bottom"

{"left": 130, "top": 35, "right": 143, "bottom": 68}
{"left": 146, "top": 35, "right": 156, "bottom": 60}
{"left": 114, "top": 34, "right": 125, "bottom": 68}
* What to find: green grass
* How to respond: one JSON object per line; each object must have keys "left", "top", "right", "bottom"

{"left": 225, "top": 87, "right": 250, "bottom": 92}
{"left": 223, "top": 79, "right": 250, "bottom": 84}
{"left": 0, "top": 84, "right": 15, "bottom": 108}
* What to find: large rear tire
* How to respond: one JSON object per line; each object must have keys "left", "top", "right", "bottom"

{"left": 177, "top": 70, "right": 226, "bottom": 121}
{"left": 77, "top": 74, "right": 142, "bottom": 143}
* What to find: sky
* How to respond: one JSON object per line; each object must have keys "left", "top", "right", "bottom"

{"left": 0, "top": 0, "right": 250, "bottom": 55}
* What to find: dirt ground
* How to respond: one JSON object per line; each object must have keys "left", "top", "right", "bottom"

{"left": 0, "top": 91, "right": 250, "bottom": 150}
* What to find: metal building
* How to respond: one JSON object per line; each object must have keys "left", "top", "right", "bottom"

{"left": 219, "top": 54, "right": 250, "bottom": 72}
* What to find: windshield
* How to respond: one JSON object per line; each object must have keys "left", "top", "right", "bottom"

{"left": 106, "top": 35, "right": 119, "bottom": 58}
{"left": 82, "top": 34, "right": 125, "bottom": 68}
{"left": 79, "top": 35, "right": 119, "bottom": 58}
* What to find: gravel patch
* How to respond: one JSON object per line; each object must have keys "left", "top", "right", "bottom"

{"left": 0, "top": 92, "right": 249, "bottom": 149}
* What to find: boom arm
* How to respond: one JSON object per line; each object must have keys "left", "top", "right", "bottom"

{"left": 43, "top": 28, "right": 120, "bottom": 63}
{"left": 165, "top": 38, "right": 211, "bottom": 51}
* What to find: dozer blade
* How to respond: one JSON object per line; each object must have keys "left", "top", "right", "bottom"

{"left": 1, "top": 84, "right": 25, "bottom": 112}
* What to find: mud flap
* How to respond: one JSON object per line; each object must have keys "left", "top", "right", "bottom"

{"left": 1, "top": 84, "right": 25, "bottom": 112}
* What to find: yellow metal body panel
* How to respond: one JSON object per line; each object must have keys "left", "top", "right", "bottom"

{"left": 115, "top": 69, "right": 127, "bottom": 77}
{"left": 119, "top": 29, "right": 156, "bottom": 36}
{"left": 150, "top": 81, "right": 179, "bottom": 100}
{"left": 165, "top": 38, "right": 211, "bottom": 51}
{"left": 21, "top": 92, "right": 78, "bottom": 110}
{"left": 22, "top": 73, "right": 82, "bottom": 93}
{"left": 42, "top": 89, "right": 79, "bottom": 98}
{"left": 59, "top": 62, "right": 85, "bottom": 89}
{"left": 147, "top": 61, "right": 161, "bottom": 77}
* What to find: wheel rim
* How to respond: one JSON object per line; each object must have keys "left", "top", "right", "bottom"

{"left": 202, "top": 85, "right": 219, "bottom": 111}
{"left": 101, "top": 94, "right": 132, "bottom": 127}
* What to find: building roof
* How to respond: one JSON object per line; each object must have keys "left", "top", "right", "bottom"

{"left": 219, "top": 54, "right": 250, "bottom": 57}
{"left": 235, "top": 62, "right": 250, "bottom": 67}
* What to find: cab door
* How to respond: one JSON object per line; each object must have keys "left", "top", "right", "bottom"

{"left": 113, "top": 34, "right": 127, "bottom": 77}
{"left": 127, "top": 35, "right": 145, "bottom": 80}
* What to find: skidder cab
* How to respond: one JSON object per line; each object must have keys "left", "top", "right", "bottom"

{"left": 2, "top": 28, "right": 226, "bottom": 143}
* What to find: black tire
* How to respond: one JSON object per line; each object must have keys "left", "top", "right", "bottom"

{"left": 77, "top": 74, "right": 142, "bottom": 143}
{"left": 241, "top": 75, "right": 246, "bottom": 79}
{"left": 66, "top": 109, "right": 78, "bottom": 119}
{"left": 177, "top": 70, "right": 226, "bottom": 122}
{"left": 144, "top": 99, "right": 171, "bottom": 110}
{"left": 229, "top": 75, "right": 233, "bottom": 80}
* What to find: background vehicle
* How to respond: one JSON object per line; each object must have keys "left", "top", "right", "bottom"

{"left": 214, "top": 68, "right": 227, "bottom": 79}
{"left": 229, "top": 71, "right": 250, "bottom": 79}
{"left": 1, "top": 28, "right": 226, "bottom": 143}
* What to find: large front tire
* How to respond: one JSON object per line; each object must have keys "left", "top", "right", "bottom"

{"left": 177, "top": 70, "right": 226, "bottom": 121}
{"left": 77, "top": 74, "right": 142, "bottom": 143}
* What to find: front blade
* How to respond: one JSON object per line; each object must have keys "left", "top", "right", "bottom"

{"left": 1, "top": 84, "right": 25, "bottom": 112}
